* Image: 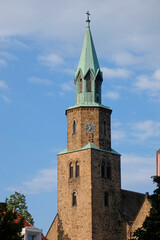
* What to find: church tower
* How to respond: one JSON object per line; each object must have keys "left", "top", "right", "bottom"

{"left": 57, "top": 13, "right": 124, "bottom": 240}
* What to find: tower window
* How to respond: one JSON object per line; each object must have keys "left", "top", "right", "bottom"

{"left": 101, "top": 161, "right": 105, "bottom": 178}
{"left": 69, "top": 163, "right": 73, "bottom": 178}
{"left": 101, "top": 160, "right": 111, "bottom": 179}
{"left": 75, "top": 161, "right": 79, "bottom": 178}
{"left": 72, "top": 192, "right": 77, "bottom": 206}
{"left": 87, "top": 78, "right": 91, "bottom": 92}
{"left": 106, "top": 162, "right": 111, "bottom": 179}
{"left": 104, "top": 192, "right": 108, "bottom": 207}
{"left": 73, "top": 120, "right": 76, "bottom": 135}
{"left": 95, "top": 79, "right": 99, "bottom": 93}
{"left": 79, "top": 79, "right": 82, "bottom": 93}
{"left": 103, "top": 121, "right": 106, "bottom": 136}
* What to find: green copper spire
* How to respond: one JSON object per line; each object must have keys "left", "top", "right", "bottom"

{"left": 74, "top": 12, "right": 103, "bottom": 105}
{"left": 75, "top": 13, "right": 100, "bottom": 77}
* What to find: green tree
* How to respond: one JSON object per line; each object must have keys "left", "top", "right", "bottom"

{"left": 132, "top": 176, "right": 160, "bottom": 240}
{"left": 6, "top": 192, "right": 34, "bottom": 225}
{"left": 0, "top": 203, "right": 24, "bottom": 240}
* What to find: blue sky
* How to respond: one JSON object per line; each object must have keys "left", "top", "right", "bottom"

{"left": 0, "top": 0, "right": 160, "bottom": 235}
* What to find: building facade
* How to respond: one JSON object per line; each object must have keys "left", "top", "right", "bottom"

{"left": 46, "top": 16, "right": 151, "bottom": 240}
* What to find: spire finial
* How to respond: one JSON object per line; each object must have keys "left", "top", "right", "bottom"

{"left": 86, "top": 11, "right": 90, "bottom": 24}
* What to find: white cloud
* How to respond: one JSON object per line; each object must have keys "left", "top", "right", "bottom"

{"left": 44, "top": 92, "right": 55, "bottom": 97}
{"left": 104, "top": 90, "right": 120, "bottom": 100}
{"left": 112, "top": 120, "right": 160, "bottom": 144}
{"left": 112, "top": 129, "right": 126, "bottom": 141}
{"left": 63, "top": 68, "right": 74, "bottom": 75}
{"left": 112, "top": 121, "right": 122, "bottom": 128}
{"left": 50, "top": 147, "right": 63, "bottom": 153}
{"left": 102, "top": 67, "right": 132, "bottom": 79}
{"left": 112, "top": 121, "right": 126, "bottom": 142}
{"left": 7, "top": 168, "right": 57, "bottom": 195}
{"left": 0, "top": 1, "right": 159, "bottom": 70}
{"left": 0, "top": 80, "right": 9, "bottom": 89}
{"left": 0, "top": 58, "right": 7, "bottom": 66}
{"left": 0, "top": 52, "right": 17, "bottom": 68}
{"left": 0, "top": 80, "right": 10, "bottom": 103}
{"left": 111, "top": 52, "right": 144, "bottom": 67}
{"left": 28, "top": 77, "right": 52, "bottom": 86}
{"left": 0, "top": 38, "right": 29, "bottom": 49}
{"left": 0, "top": 51, "right": 17, "bottom": 61}
{"left": 135, "top": 69, "right": 160, "bottom": 97}
{"left": 121, "top": 153, "right": 155, "bottom": 193}
{"left": 1, "top": 94, "right": 11, "bottom": 103}
{"left": 153, "top": 69, "right": 160, "bottom": 80}
{"left": 38, "top": 53, "right": 64, "bottom": 68}
{"left": 122, "top": 153, "right": 154, "bottom": 165}
{"left": 60, "top": 81, "right": 74, "bottom": 94}
{"left": 131, "top": 120, "right": 160, "bottom": 141}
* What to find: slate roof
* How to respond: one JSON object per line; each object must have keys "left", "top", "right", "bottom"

{"left": 121, "top": 189, "right": 146, "bottom": 225}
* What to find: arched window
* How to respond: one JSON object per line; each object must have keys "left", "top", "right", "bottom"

{"left": 106, "top": 162, "right": 111, "bottom": 179}
{"left": 69, "top": 162, "right": 73, "bottom": 178}
{"left": 73, "top": 120, "right": 76, "bottom": 135}
{"left": 87, "top": 78, "right": 91, "bottom": 92}
{"left": 75, "top": 161, "right": 79, "bottom": 178}
{"left": 72, "top": 192, "right": 77, "bottom": 206}
{"left": 101, "top": 160, "right": 105, "bottom": 178}
{"left": 104, "top": 192, "right": 108, "bottom": 207}
{"left": 103, "top": 121, "right": 106, "bottom": 136}
{"left": 79, "top": 79, "right": 82, "bottom": 93}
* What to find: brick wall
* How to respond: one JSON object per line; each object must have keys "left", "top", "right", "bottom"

{"left": 57, "top": 147, "right": 126, "bottom": 240}
{"left": 91, "top": 149, "right": 125, "bottom": 240}
{"left": 66, "top": 106, "right": 112, "bottom": 151}
{"left": 58, "top": 149, "right": 93, "bottom": 240}
{"left": 46, "top": 214, "right": 58, "bottom": 240}
{"left": 128, "top": 197, "right": 151, "bottom": 239}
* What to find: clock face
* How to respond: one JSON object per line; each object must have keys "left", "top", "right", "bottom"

{"left": 85, "top": 122, "right": 96, "bottom": 134}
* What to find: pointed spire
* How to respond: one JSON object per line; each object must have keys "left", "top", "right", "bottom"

{"left": 75, "top": 12, "right": 100, "bottom": 78}
{"left": 74, "top": 13, "right": 103, "bottom": 106}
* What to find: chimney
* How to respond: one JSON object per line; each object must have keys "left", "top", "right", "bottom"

{"left": 156, "top": 149, "right": 160, "bottom": 176}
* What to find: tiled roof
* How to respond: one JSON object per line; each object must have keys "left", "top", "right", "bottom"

{"left": 15, "top": 212, "right": 47, "bottom": 240}
{"left": 121, "top": 189, "right": 145, "bottom": 224}
{"left": 14, "top": 212, "right": 33, "bottom": 227}
{"left": 41, "top": 235, "right": 47, "bottom": 240}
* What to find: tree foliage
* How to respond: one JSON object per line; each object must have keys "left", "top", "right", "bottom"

{"left": 0, "top": 203, "right": 24, "bottom": 240}
{"left": 6, "top": 192, "right": 34, "bottom": 225}
{"left": 132, "top": 176, "right": 160, "bottom": 240}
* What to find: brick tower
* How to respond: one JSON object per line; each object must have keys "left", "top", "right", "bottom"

{"left": 57, "top": 14, "right": 124, "bottom": 240}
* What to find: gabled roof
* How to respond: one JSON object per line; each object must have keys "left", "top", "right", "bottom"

{"left": 15, "top": 212, "right": 48, "bottom": 240}
{"left": 121, "top": 189, "right": 146, "bottom": 224}
{"left": 75, "top": 21, "right": 100, "bottom": 79}
{"left": 15, "top": 212, "right": 33, "bottom": 227}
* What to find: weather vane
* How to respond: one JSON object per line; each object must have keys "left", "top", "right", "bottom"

{"left": 86, "top": 11, "right": 90, "bottom": 22}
